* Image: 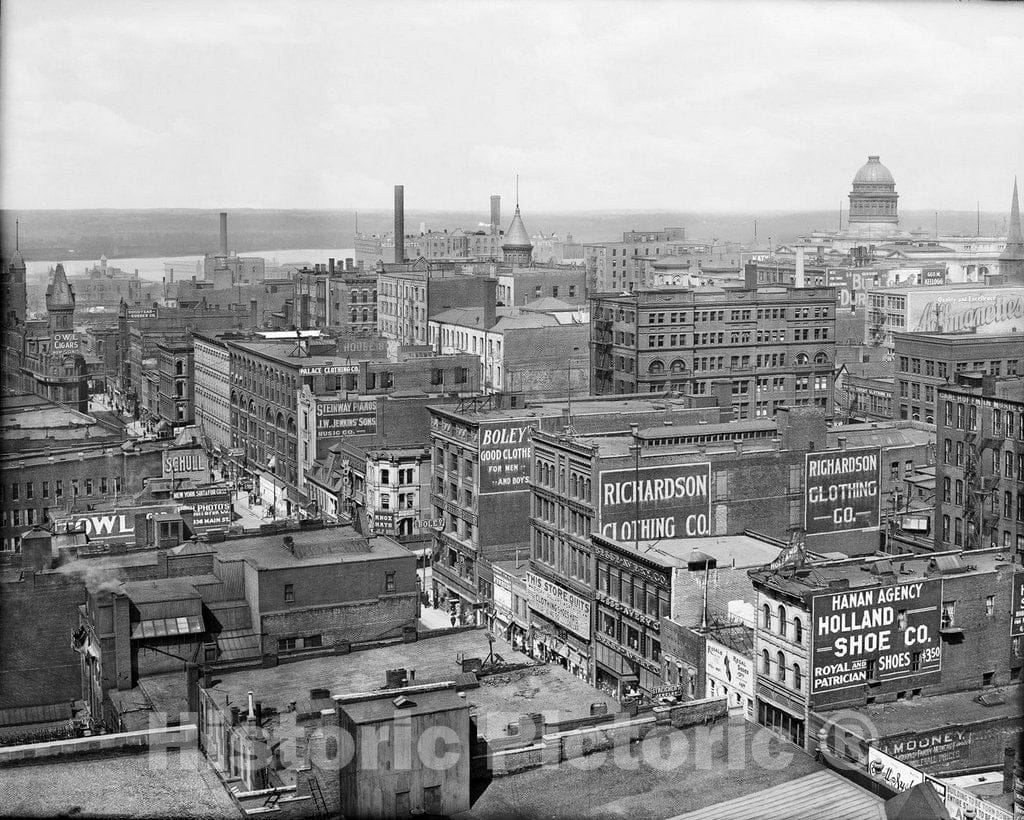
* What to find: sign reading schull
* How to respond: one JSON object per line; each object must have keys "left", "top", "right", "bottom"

{"left": 599, "top": 463, "right": 711, "bottom": 541}
{"left": 478, "top": 419, "right": 538, "bottom": 495}
{"left": 804, "top": 447, "right": 881, "bottom": 535}
{"left": 810, "top": 578, "right": 942, "bottom": 702}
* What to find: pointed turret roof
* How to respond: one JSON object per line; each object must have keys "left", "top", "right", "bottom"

{"left": 45, "top": 263, "right": 76, "bottom": 309}
{"left": 1000, "top": 176, "right": 1024, "bottom": 261}
{"left": 504, "top": 205, "right": 532, "bottom": 248}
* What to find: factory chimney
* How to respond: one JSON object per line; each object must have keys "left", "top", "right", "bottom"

{"left": 219, "top": 212, "right": 228, "bottom": 257}
{"left": 794, "top": 245, "right": 805, "bottom": 288}
{"left": 394, "top": 185, "right": 405, "bottom": 263}
{"left": 490, "top": 195, "right": 501, "bottom": 236}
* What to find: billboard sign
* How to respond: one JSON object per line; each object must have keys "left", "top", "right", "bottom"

{"left": 127, "top": 307, "right": 158, "bottom": 319}
{"left": 184, "top": 495, "right": 233, "bottom": 530}
{"left": 335, "top": 334, "right": 389, "bottom": 358}
{"left": 371, "top": 510, "right": 396, "bottom": 535}
{"left": 493, "top": 569, "right": 513, "bottom": 612}
{"left": 1011, "top": 572, "right": 1024, "bottom": 638}
{"left": 598, "top": 462, "right": 711, "bottom": 541}
{"left": 525, "top": 572, "right": 590, "bottom": 639}
{"left": 298, "top": 363, "right": 360, "bottom": 376}
{"left": 162, "top": 449, "right": 210, "bottom": 483}
{"left": 907, "top": 287, "right": 1024, "bottom": 335}
{"left": 810, "top": 578, "right": 942, "bottom": 700}
{"left": 478, "top": 420, "right": 538, "bottom": 494}
{"left": 315, "top": 399, "right": 377, "bottom": 438}
{"left": 705, "top": 637, "right": 754, "bottom": 719}
{"left": 804, "top": 447, "right": 880, "bottom": 535}
{"left": 825, "top": 269, "right": 880, "bottom": 310}
{"left": 867, "top": 747, "right": 924, "bottom": 793}
{"left": 52, "top": 332, "right": 79, "bottom": 353}
{"left": 56, "top": 512, "right": 134, "bottom": 542}
{"left": 920, "top": 266, "right": 946, "bottom": 286}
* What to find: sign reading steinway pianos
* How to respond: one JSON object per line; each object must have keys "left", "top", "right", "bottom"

{"left": 810, "top": 578, "right": 942, "bottom": 704}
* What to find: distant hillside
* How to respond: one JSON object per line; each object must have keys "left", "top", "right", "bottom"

{"left": 0, "top": 207, "right": 1009, "bottom": 261}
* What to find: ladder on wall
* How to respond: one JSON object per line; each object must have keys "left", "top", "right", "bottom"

{"left": 307, "top": 776, "right": 328, "bottom": 817}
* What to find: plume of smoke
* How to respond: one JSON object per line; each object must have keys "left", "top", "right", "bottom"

{"left": 56, "top": 561, "right": 124, "bottom": 595}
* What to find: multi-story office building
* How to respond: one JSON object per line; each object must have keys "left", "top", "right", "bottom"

{"left": 582, "top": 228, "right": 686, "bottom": 293}
{"left": 892, "top": 332, "right": 1024, "bottom": 423}
{"left": 291, "top": 259, "right": 378, "bottom": 333}
{"left": 933, "top": 372, "right": 1024, "bottom": 556}
{"left": 376, "top": 259, "right": 480, "bottom": 344}
{"left": 193, "top": 333, "right": 234, "bottom": 456}
{"left": 155, "top": 337, "right": 194, "bottom": 430}
{"left": 591, "top": 286, "right": 837, "bottom": 418}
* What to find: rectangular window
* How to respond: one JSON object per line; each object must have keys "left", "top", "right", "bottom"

{"left": 941, "top": 600, "right": 956, "bottom": 628}
{"left": 284, "top": 584, "right": 295, "bottom": 603}
{"left": 385, "top": 571, "right": 396, "bottom": 592}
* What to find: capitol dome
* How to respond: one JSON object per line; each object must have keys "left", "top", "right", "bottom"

{"left": 853, "top": 155, "right": 894, "bottom": 185}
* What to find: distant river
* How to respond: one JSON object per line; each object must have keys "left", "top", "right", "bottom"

{"left": 25, "top": 248, "right": 357, "bottom": 283}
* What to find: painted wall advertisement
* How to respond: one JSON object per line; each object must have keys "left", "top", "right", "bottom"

{"left": 867, "top": 746, "right": 924, "bottom": 793}
{"left": 1011, "top": 571, "right": 1024, "bottom": 638}
{"left": 493, "top": 569, "right": 514, "bottom": 612}
{"left": 525, "top": 572, "right": 590, "bottom": 639}
{"left": 810, "top": 578, "right": 942, "bottom": 704}
{"left": 162, "top": 449, "right": 210, "bottom": 483}
{"left": 371, "top": 510, "right": 395, "bottom": 535}
{"left": 52, "top": 331, "right": 79, "bottom": 353}
{"left": 907, "top": 287, "right": 1024, "bottom": 335}
{"left": 705, "top": 637, "right": 754, "bottom": 719}
{"left": 298, "top": 363, "right": 359, "bottom": 376}
{"left": 56, "top": 512, "right": 134, "bottom": 542}
{"left": 478, "top": 420, "right": 538, "bottom": 494}
{"left": 315, "top": 399, "right": 377, "bottom": 438}
{"left": 334, "top": 333, "right": 390, "bottom": 358}
{"left": 599, "top": 462, "right": 711, "bottom": 541}
{"left": 185, "top": 495, "right": 233, "bottom": 530}
{"left": 804, "top": 447, "right": 880, "bottom": 535}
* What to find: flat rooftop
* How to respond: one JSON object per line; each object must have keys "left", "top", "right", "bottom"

{"left": 0, "top": 749, "right": 239, "bottom": 818}
{"left": 820, "top": 684, "right": 1022, "bottom": 740}
{"left": 430, "top": 396, "right": 698, "bottom": 423}
{"left": 210, "top": 630, "right": 618, "bottom": 735}
{"left": 461, "top": 719, "right": 882, "bottom": 820}
{"left": 602, "top": 534, "right": 782, "bottom": 570}
{"left": 208, "top": 526, "right": 411, "bottom": 569}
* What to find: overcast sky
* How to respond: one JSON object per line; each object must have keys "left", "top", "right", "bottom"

{"left": 1, "top": 0, "right": 1021, "bottom": 212}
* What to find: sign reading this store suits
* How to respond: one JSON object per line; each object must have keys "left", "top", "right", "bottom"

{"left": 525, "top": 572, "right": 590, "bottom": 639}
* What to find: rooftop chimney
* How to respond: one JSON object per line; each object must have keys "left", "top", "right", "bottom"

{"left": 490, "top": 195, "right": 501, "bottom": 236}
{"left": 394, "top": 185, "right": 405, "bottom": 263}
{"left": 219, "top": 212, "right": 228, "bottom": 257}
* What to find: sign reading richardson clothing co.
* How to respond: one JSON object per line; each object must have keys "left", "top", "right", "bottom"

{"left": 804, "top": 447, "right": 880, "bottom": 535}
{"left": 315, "top": 399, "right": 377, "bottom": 438}
{"left": 525, "top": 572, "right": 590, "bottom": 639}
{"left": 598, "top": 462, "right": 711, "bottom": 541}
{"left": 478, "top": 419, "right": 538, "bottom": 495}
{"left": 51, "top": 331, "right": 79, "bottom": 353}
{"left": 810, "top": 578, "right": 942, "bottom": 704}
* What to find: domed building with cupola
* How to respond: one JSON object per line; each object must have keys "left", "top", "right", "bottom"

{"left": 846, "top": 155, "right": 900, "bottom": 238}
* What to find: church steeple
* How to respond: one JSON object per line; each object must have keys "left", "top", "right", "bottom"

{"left": 45, "top": 263, "right": 76, "bottom": 331}
{"left": 3, "top": 220, "right": 28, "bottom": 326}
{"left": 998, "top": 177, "right": 1024, "bottom": 285}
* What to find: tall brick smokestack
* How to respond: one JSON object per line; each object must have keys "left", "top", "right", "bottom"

{"left": 219, "top": 212, "right": 228, "bottom": 256}
{"left": 394, "top": 185, "right": 405, "bottom": 263}
{"left": 490, "top": 195, "right": 501, "bottom": 236}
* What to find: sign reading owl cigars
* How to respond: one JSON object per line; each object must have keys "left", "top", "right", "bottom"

{"left": 810, "top": 578, "right": 942, "bottom": 704}
{"left": 804, "top": 447, "right": 880, "bottom": 535}
{"left": 478, "top": 419, "right": 538, "bottom": 494}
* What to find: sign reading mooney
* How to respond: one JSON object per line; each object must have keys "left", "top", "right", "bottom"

{"left": 811, "top": 578, "right": 942, "bottom": 700}
{"left": 804, "top": 447, "right": 880, "bottom": 535}
{"left": 478, "top": 420, "right": 538, "bottom": 494}
{"left": 315, "top": 399, "right": 377, "bottom": 438}
{"left": 599, "top": 463, "right": 711, "bottom": 541}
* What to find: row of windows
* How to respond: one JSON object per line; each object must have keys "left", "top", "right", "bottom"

{"left": 2, "top": 477, "right": 124, "bottom": 502}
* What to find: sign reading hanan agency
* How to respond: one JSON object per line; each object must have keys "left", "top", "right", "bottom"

{"left": 525, "top": 572, "right": 590, "bottom": 639}
{"left": 162, "top": 449, "right": 210, "bottom": 483}
{"left": 598, "top": 463, "right": 711, "bottom": 541}
{"left": 810, "top": 578, "right": 942, "bottom": 702}
{"left": 315, "top": 399, "right": 377, "bottom": 438}
{"left": 478, "top": 419, "right": 538, "bottom": 494}
{"left": 804, "top": 447, "right": 880, "bottom": 535}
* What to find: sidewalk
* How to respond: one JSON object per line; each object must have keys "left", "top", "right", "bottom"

{"left": 230, "top": 488, "right": 280, "bottom": 529}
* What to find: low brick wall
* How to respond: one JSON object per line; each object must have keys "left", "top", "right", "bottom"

{"left": 0, "top": 724, "right": 197, "bottom": 766}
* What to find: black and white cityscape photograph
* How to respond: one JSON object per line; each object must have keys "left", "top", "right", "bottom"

{"left": 1, "top": 1, "right": 1023, "bottom": 817}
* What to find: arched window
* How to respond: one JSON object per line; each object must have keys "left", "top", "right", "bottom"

{"left": 777, "top": 605, "right": 787, "bottom": 636}
{"left": 762, "top": 604, "right": 771, "bottom": 629}
{"left": 793, "top": 663, "right": 802, "bottom": 691}
{"left": 762, "top": 650, "right": 771, "bottom": 674}
{"left": 670, "top": 359, "right": 687, "bottom": 374}
{"left": 795, "top": 352, "right": 809, "bottom": 365}
{"left": 793, "top": 617, "right": 803, "bottom": 644}
{"left": 649, "top": 360, "right": 665, "bottom": 375}
{"left": 814, "top": 351, "right": 828, "bottom": 365}
{"left": 777, "top": 651, "right": 786, "bottom": 682}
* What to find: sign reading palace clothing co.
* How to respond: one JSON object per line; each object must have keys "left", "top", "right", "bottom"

{"left": 810, "top": 579, "right": 942, "bottom": 703}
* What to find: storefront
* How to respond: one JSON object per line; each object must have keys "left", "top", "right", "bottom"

{"left": 756, "top": 683, "right": 807, "bottom": 749}
{"left": 525, "top": 571, "right": 593, "bottom": 684}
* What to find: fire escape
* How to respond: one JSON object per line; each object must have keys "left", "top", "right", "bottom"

{"left": 963, "top": 425, "right": 1003, "bottom": 550}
